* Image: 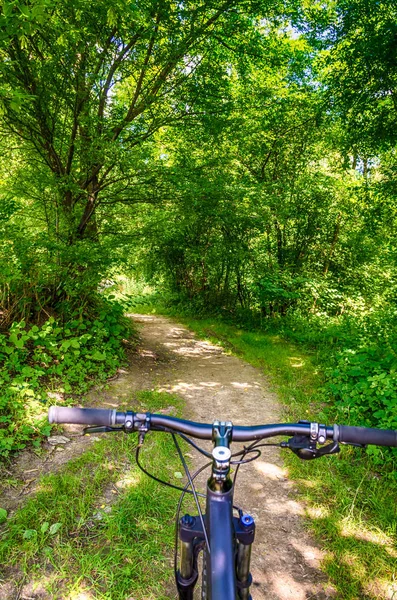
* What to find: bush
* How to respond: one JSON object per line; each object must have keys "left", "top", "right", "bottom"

{"left": 264, "top": 306, "right": 397, "bottom": 468}
{"left": 0, "top": 299, "right": 130, "bottom": 457}
{"left": 326, "top": 311, "right": 397, "bottom": 431}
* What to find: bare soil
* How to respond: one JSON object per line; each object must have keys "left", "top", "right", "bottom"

{"left": 0, "top": 314, "right": 335, "bottom": 599}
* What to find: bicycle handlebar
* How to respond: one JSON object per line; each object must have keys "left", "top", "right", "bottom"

{"left": 48, "top": 406, "right": 397, "bottom": 447}
{"left": 337, "top": 425, "right": 397, "bottom": 447}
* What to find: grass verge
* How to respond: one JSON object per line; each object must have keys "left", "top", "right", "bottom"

{"left": 134, "top": 306, "right": 397, "bottom": 600}
{"left": 0, "top": 391, "right": 188, "bottom": 599}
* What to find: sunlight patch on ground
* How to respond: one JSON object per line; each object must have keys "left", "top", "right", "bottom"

{"left": 138, "top": 348, "right": 157, "bottom": 358}
{"left": 268, "top": 572, "right": 309, "bottom": 600}
{"left": 296, "top": 478, "right": 317, "bottom": 488}
{"left": 230, "top": 381, "right": 254, "bottom": 389}
{"left": 254, "top": 461, "right": 288, "bottom": 480}
{"left": 126, "top": 313, "right": 156, "bottom": 321}
{"left": 262, "top": 498, "right": 304, "bottom": 516}
{"left": 306, "top": 504, "right": 330, "bottom": 519}
{"left": 248, "top": 482, "right": 264, "bottom": 491}
{"left": 164, "top": 340, "right": 221, "bottom": 356}
{"left": 67, "top": 590, "right": 95, "bottom": 600}
{"left": 164, "top": 345, "right": 212, "bottom": 356}
{"left": 340, "top": 520, "right": 395, "bottom": 547}
{"left": 363, "top": 579, "right": 397, "bottom": 599}
{"left": 47, "top": 391, "right": 64, "bottom": 401}
{"left": 288, "top": 356, "right": 305, "bottom": 368}
{"left": 340, "top": 550, "right": 366, "bottom": 579}
{"left": 115, "top": 468, "right": 142, "bottom": 489}
{"left": 290, "top": 537, "right": 325, "bottom": 567}
{"left": 24, "top": 575, "right": 56, "bottom": 597}
{"left": 159, "top": 381, "right": 220, "bottom": 395}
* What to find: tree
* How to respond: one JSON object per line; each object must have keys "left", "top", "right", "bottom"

{"left": 0, "top": 0, "right": 284, "bottom": 318}
{"left": 309, "top": 0, "right": 397, "bottom": 156}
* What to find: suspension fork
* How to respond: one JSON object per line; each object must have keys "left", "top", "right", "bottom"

{"left": 235, "top": 514, "right": 255, "bottom": 600}
{"left": 177, "top": 513, "right": 202, "bottom": 600}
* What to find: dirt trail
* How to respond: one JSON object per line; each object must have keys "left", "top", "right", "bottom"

{"left": 131, "top": 314, "right": 334, "bottom": 600}
{"left": 0, "top": 314, "right": 334, "bottom": 599}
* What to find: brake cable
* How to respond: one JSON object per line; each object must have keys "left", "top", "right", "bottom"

{"left": 173, "top": 460, "right": 212, "bottom": 590}
{"left": 232, "top": 440, "right": 283, "bottom": 486}
{"left": 172, "top": 433, "right": 211, "bottom": 554}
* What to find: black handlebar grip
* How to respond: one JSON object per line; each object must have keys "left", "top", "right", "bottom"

{"left": 48, "top": 406, "right": 117, "bottom": 426}
{"left": 338, "top": 425, "right": 397, "bottom": 447}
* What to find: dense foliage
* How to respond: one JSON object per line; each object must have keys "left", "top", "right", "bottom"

{"left": 0, "top": 299, "right": 129, "bottom": 456}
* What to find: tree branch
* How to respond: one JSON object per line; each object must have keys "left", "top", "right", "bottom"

{"left": 111, "top": 1, "right": 234, "bottom": 141}
{"left": 97, "top": 30, "right": 144, "bottom": 126}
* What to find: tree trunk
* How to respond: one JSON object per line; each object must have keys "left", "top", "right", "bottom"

{"left": 323, "top": 213, "right": 341, "bottom": 276}
{"left": 274, "top": 218, "right": 284, "bottom": 267}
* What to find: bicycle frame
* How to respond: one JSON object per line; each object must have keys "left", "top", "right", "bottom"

{"left": 206, "top": 486, "right": 236, "bottom": 598}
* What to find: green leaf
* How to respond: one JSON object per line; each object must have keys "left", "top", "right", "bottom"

{"left": 2, "top": 2, "right": 12, "bottom": 18}
{"left": 23, "top": 529, "right": 37, "bottom": 539}
{"left": 41, "top": 522, "right": 49, "bottom": 534}
{"left": 91, "top": 350, "right": 106, "bottom": 361}
{"left": 174, "top": 471, "right": 183, "bottom": 479}
{"left": 49, "top": 522, "right": 62, "bottom": 535}
{"left": 9, "top": 333, "right": 18, "bottom": 345}
{"left": 107, "top": 8, "right": 117, "bottom": 27}
{"left": 0, "top": 508, "right": 7, "bottom": 523}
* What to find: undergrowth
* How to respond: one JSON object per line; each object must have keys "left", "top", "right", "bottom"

{"left": 0, "top": 298, "right": 131, "bottom": 457}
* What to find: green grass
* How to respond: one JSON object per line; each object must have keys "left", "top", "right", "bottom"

{"left": 0, "top": 391, "right": 187, "bottom": 599}
{"left": 134, "top": 305, "right": 397, "bottom": 600}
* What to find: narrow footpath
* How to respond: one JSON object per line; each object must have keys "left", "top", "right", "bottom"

{"left": 128, "top": 314, "right": 335, "bottom": 600}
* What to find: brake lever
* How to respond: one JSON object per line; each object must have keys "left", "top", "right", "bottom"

{"left": 281, "top": 435, "right": 340, "bottom": 460}
{"left": 84, "top": 426, "right": 124, "bottom": 434}
{"left": 83, "top": 412, "right": 149, "bottom": 437}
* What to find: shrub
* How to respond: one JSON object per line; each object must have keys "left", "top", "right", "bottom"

{"left": 0, "top": 300, "right": 130, "bottom": 457}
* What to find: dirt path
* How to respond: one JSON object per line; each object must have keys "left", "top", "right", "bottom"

{"left": 0, "top": 314, "right": 335, "bottom": 599}
{"left": 131, "top": 314, "right": 334, "bottom": 600}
